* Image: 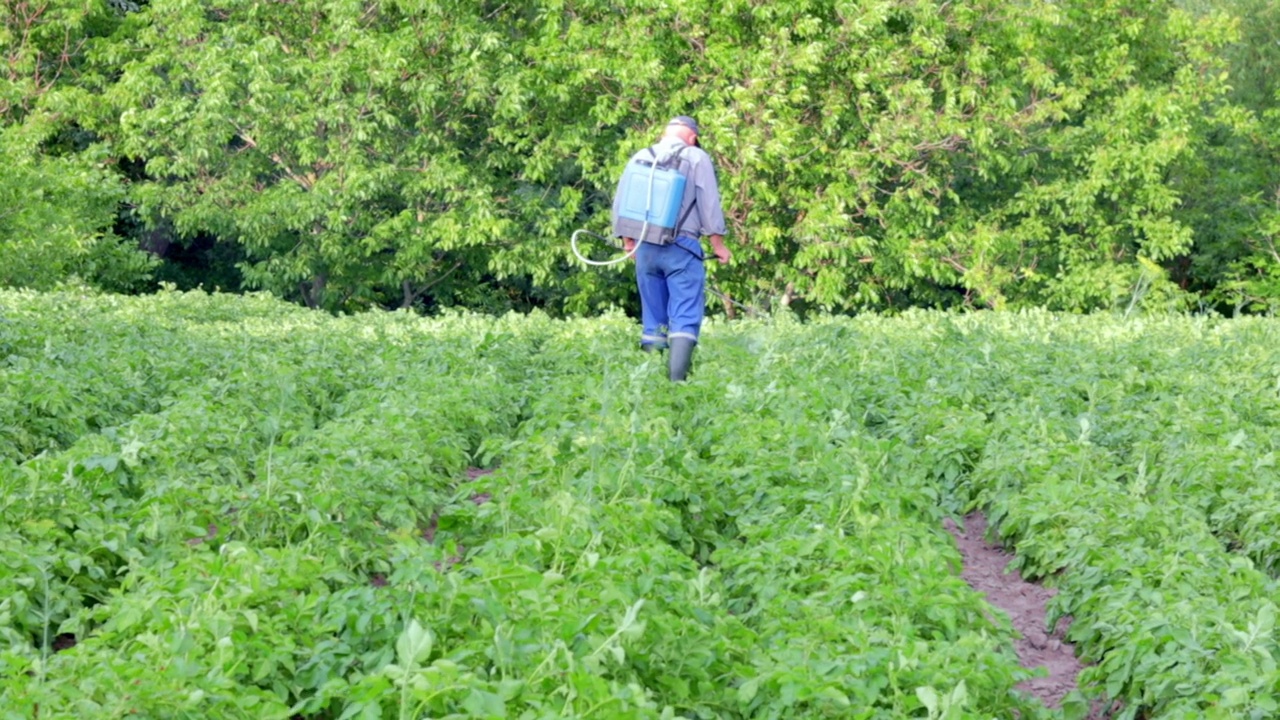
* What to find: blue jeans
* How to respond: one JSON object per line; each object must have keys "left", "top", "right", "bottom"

{"left": 635, "top": 236, "right": 705, "bottom": 348}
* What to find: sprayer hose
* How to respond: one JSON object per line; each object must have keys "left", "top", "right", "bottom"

{"left": 570, "top": 229, "right": 638, "bottom": 267}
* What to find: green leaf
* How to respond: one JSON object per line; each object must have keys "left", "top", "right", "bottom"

{"left": 816, "top": 687, "right": 851, "bottom": 707}
{"left": 1223, "top": 687, "right": 1249, "bottom": 708}
{"left": 1061, "top": 690, "right": 1090, "bottom": 720}
{"left": 395, "top": 619, "right": 433, "bottom": 667}
{"left": 82, "top": 455, "right": 119, "bottom": 473}
{"left": 462, "top": 689, "right": 507, "bottom": 718}
{"left": 916, "top": 686, "right": 939, "bottom": 715}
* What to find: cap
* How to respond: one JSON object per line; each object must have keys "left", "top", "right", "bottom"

{"left": 667, "top": 115, "right": 699, "bottom": 135}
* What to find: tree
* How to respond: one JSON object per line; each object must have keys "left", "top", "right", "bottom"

{"left": 54, "top": 0, "right": 1250, "bottom": 313}
{"left": 510, "top": 0, "right": 1236, "bottom": 311}
{"left": 0, "top": 0, "right": 155, "bottom": 292}
{"left": 80, "top": 0, "right": 573, "bottom": 310}
{"left": 1173, "top": 0, "right": 1280, "bottom": 312}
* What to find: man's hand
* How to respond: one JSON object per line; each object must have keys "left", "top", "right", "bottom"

{"left": 709, "top": 235, "right": 731, "bottom": 265}
{"left": 622, "top": 237, "right": 636, "bottom": 258}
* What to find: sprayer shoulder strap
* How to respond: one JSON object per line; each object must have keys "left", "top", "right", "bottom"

{"left": 645, "top": 145, "right": 687, "bottom": 170}
{"left": 675, "top": 197, "right": 698, "bottom": 235}
{"left": 672, "top": 147, "right": 699, "bottom": 234}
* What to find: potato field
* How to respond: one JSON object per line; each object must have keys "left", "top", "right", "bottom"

{"left": 2, "top": 290, "right": 1279, "bottom": 719}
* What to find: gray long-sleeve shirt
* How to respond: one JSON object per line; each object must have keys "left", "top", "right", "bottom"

{"left": 612, "top": 136, "right": 728, "bottom": 241}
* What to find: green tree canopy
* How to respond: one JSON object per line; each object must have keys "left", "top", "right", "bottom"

{"left": 0, "top": 0, "right": 155, "bottom": 292}
{"left": 2, "top": 0, "right": 1273, "bottom": 314}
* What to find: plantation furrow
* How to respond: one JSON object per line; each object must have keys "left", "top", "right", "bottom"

{"left": 961, "top": 420, "right": 1280, "bottom": 719}
{"left": 945, "top": 512, "right": 1089, "bottom": 711}
{"left": 867, "top": 315, "right": 1280, "bottom": 718}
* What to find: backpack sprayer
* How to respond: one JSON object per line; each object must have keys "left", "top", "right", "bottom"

{"left": 570, "top": 145, "right": 687, "bottom": 266}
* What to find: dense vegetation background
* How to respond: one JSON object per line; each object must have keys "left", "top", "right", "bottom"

{"left": 1, "top": 0, "right": 1277, "bottom": 315}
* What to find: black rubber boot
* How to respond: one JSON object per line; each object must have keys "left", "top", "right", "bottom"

{"left": 668, "top": 337, "right": 696, "bottom": 381}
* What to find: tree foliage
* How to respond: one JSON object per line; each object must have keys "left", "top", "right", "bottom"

{"left": 1174, "top": 0, "right": 1280, "bottom": 312}
{"left": 1, "top": 0, "right": 1276, "bottom": 313}
{"left": 0, "top": 0, "right": 156, "bottom": 292}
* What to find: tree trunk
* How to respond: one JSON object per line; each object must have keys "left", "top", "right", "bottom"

{"left": 721, "top": 293, "right": 736, "bottom": 320}
{"left": 303, "top": 273, "right": 326, "bottom": 309}
{"left": 780, "top": 282, "right": 796, "bottom": 308}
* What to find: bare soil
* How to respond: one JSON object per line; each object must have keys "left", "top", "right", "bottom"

{"left": 465, "top": 467, "right": 494, "bottom": 481}
{"left": 944, "top": 512, "right": 1101, "bottom": 714}
{"left": 414, "top": 467, "right": 496, "bottom": 572}
{"left": 466, "top": 466, "right": 493, "bottom": 506}
{"left": 186, "top": 523, "right": 218, "bottom": 546}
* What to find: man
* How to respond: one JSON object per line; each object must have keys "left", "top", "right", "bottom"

{"left": 611, "top": 115, "right": 731, "bottom": 381}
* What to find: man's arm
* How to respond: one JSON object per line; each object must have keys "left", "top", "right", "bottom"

{"left": 693, "top": 157, "right": 730, "bottom": 264}
{"left": 708, "top": 234, "right": 730, "bottom": 264}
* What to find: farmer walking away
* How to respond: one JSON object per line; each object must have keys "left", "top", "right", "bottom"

{"left": 611, "top": 115, "right": 731, "bottom": 381}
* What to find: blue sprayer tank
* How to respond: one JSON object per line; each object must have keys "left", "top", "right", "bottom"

{"left": 614, "top": 149, "right": 687, "bottom": 245}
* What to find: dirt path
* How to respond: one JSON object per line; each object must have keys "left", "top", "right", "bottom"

{"left": 419, "top": 467, "right": 495, "bottom": 571}
{"left": 944, "top": 512, "right": 1100, "bottom": 714}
